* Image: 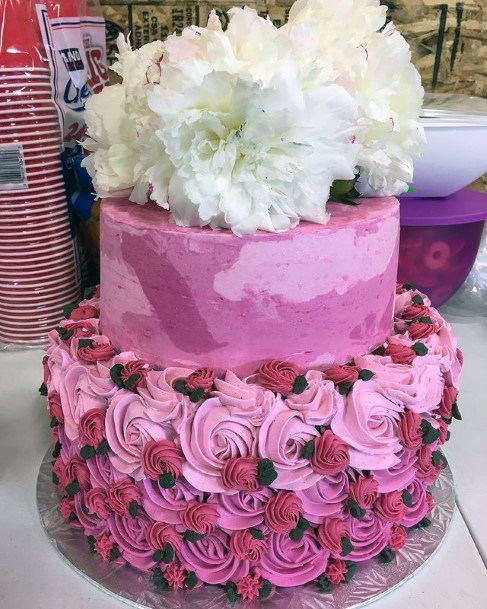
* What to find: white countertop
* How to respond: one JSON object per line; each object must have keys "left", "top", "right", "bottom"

{"left": 0, "top": 309, "right": 486, "bottom": 608}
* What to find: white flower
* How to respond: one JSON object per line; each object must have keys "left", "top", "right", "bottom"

{"left": 111, "top": 34, "right": 165, "bottom": 91}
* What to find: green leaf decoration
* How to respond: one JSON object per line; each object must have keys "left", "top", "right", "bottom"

{"left": 124, "top": 373, "right": 141, "bottom": 390}
{"left": 129, "top": 500, "right": 138, "bottom": 518}
{"left": 440, "top": 453, "right": 449, "bottom": 469}
{"left": 303, "top": 440, "right": 315, "bottom": 460}
{"left": 420, "top": 420, "right": 440, "bottom": 445}
{"left": 81, "top": 505, "right": 90, "bottom": 516}
{"left": 344, "top": 561, "right": 358, "bottom": 583}
{"left": 52, "top": 441, "right": 62, "bottom": 458}
{"left": 293, "top": 375, "right": 309, "bottom": 395}
{"left": 159, "top": 473, "right": 176, "bottom": 489}
{"left": 226, "top": 582, "right": 238, "bottom": 603}
{"left": 259, "top": 579, "right": 273, "bottom": 599}
{"left": 338, "top": 381, "right": 354, "bottom": 396}
{"left": 189, "top": 387, "right": 205, "bottom": 403}
{"left": 332, "top": 194, "right": 360, "bottom": 207}
{"left": 379, "top": 548, "right": 395, "bottom": 564}
{"left": 83, "top": 286, "right": 97, "bottom": 300}
{"left": 50, "top": 417, "right": 59, "bottom": 428}
{"left": 78, "top": 338, "right": 95, "bottom": 349}
{"left": 110, "top": 546, "right": 121, "bottom": 561}
{"left": 452, "top": 402, "right": 462, "bottom": 421}
{"left": 257, "top": 459, "right": 278, "bottom": 486}
{"left": 412, "top": 294, "right": 424, "bottom": 305}
{"left": 80, "top": 445, "right": 96, "bottom": 460}
{"left": 297, "top": 517, "right": 310, "bottom": 531}
{"left": 153, "top": 567, "right": 168, "bottom": 590}
{"left": 412, "top": 342, "right": 428, "bottom": 356}
{"left": 317, "top": 575, "right": 332, "bottom": 593}
{"left": 289, "top": 527, "right": 304, "bottom": 541}
{"left": 52, "top": 471, "right": 59, "bottom": 485}
{"left": 418, "top": 316, "right": 433, "bottom": 325}
{"left": 249, "top": 527, "right": 265, "bottom": 540}
{"left": 173, "top": 379, "right": 190, "bottom": 396}
{"left": 347, "top": 498, "right": 366, "bottom": 520}
{"left": 340, "top": 537, "right": 354, "bottom": 557}
{"left": 184, "top": 530, "right": 205, "bottom": 543}
{"left": 402, "top": 489, "right": 413, "bottom": 508}
{"left": 431, "top": 450, "right": 442, "bottom": 468}
{"left": 162, "top": 544, "right": 174, "bottom": 563}
{"left": 418, "top": 517, "right": 431, "bottom": 529}
{"left": 110, "top": 364, "right": 125, "bottom": 389}
{"left": 372, "top": 345, "right": 386, "bottom": 356}
{"left": 185, "top": 571, "right": 198, "bottom": 589}
{"left": 63, "top": 303, "right": 79, "bottom": 319}
{"left": 358, "top": 369, "right": 374, "bottom": 381}
{"left": 402, "top": 283, "right": 415, "bottom": 291}
{"left": 68, "top": 511, "right": 77, "bottom": 523}
{"left": 152, "top": 550, "right": 165, "bottom": 563}
{"left": 97, "top": 439, "right": 109, "bottom": 455}
{"left": 65, "top": 480, "right": 81, "bottom": 497}
{"left": 87, "top": 535, "right": 96, "bottom": 554}
{"left": 39, "top": 383, "right": 48, "bottom": 397}
{"left": 330, "top": 179, "right": 355, "bottom": 197}
{"left": 446, "top": 431, "right": 451, "bottom": 442}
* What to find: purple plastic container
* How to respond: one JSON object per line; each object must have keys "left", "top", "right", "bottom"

{"left": 398, "top": 188, "right": 487, "bottom": 307}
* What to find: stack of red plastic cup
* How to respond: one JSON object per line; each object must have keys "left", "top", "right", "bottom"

{"left": 0, "top": 0, "right": 80, "bottom": 346}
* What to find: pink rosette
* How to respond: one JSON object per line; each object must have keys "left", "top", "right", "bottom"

{"left": 146, "top": 522, "right": 182, "bottom": 552}
{"left": 107, "top": 480, "right": 141, "bottom": 516}
{"left": 401, "top": 303, "right": 431, "bottom": 321}
{"left": 317, "top": 517, "right": 350, "bottom": 556}
{"left": 258, "top": 402, "right": 321, "bottom": 491}
{"left": 374, "top": 491, "right": 407, "bottom": 523}
{"left": 388, "top": 524, "right": 407, "bottom": 551}
{"left": 260, "top": 529, "right": 329, "bottom": 587}
{"left": 398, "top": 410, "right": 423, "bottom": 450}
{"left": 310, "top": 430, "right": 350, "bottom": 476}
{"left": 398, "top": 479, "right": 430, "bottom": 528}
{"left": 180, "top": 500, "right": 219, "bottom": 534}
{"left": 142, "top": 439, "right": 184, "bottom": 480}
{"left": 105, "top": 390, "right": 173, "bottom": 481}
{"left": 164, "top": 560, "right": 186, "bottom": 589}
{"left": 141, "top": 477, "right": 204, "bottom": 524}
{"left": 85, "top": 487, "right": 111, "bottom": 519}
{"left": 48, "top": 391, "right": 64, "bottom": 424}
{"left": 214, "top": 370, "right": 277, "bottom": 426}
{"left": 344, "top": 511, "right": 392, "bottom": 562}
{"left": 42, "top": 354, "right": 51, "bottom": 386}
{"left": 385, "top": 343, "right": 416, "bottom": 365}
{"left": 74, "top": 491, "right": 110, "bottom": 538}
{"left": 63, "top": 456, "right": 91, "bottom": 491}
{"left": 59, "top": 361, "right": 117, "bottom": 442}
{"left": 58, "top": 319, "right": 99, "bottom": 345}
{"left": 325, "top": 365, "right": 361, "bottom": 385}
{"left": 87, "top": 453, "right": 125, "bottom": 490}
{"left": 258, "top": 360, "right": 300, "bottom": 395}
{"left": 60, "top": 496, "right": 76, "bottom": 522}
{"left": 180, "top": 397, "right": 258, "bottom": 493}
{"left": 180, "top": 529, "right": 249, "bottom": 585}
{"left": 210, "top": 488, "right": 273, "bottom": 530}
{"left": 108, "top": 509, "right": 155, "bottom": 571}
{"left": 331, "top": 380, "right": 403, "bottom": 471}
{"left": 230, "top": 529, "right": 268, "bottom": 562}
{"left": 236, "top": 570, "right": 265, "bottom": 601}
{"left": 436, "top": 386, "right": 458, "bottom": 420}
{"left": 94, "top": 534, "right": 117, "bottom": 561}
{"left": 349, "top": 476, "right": 378, "bottom": 509}
{"left": 79, "top": 408, "right": 106, "bottom": 449}
{"left": 222, "top": 457, "right": 262, "bottom": 492}
{"left": 264, "top": 491, "right": 304, "bottom": 533}
{"left": 120, "top": 359, "right": 152, "bottom": 390}
{"left": 415, "top": 446, "right": 442, "bottom": 485}
{"left": 296, "top": 472, "right": 349, "bottom": 523}
{"left": 77, "top": 336, "right": 116, "bottom": 365}
{"left": 325, "top": 558, "right": 348, "bottom": 585}
{"left": 138, "top": 367, "right": 194, "bottom": 432}
{"left": 185, "top": 367, "right": 216, "bottom": 393}
{"left": 70, "top": 304, "right": 99, "bottom": 321}
{"left": 354, "top": 355, "right": 444, "bottom": 415}
{"left": 372, "top": 448, "right": 418, "bottom": 493}
{"left": 285, "top": 371, "right": 343, "bottom": 426}
{"left": 408, "top": 320, "right": 438, "bottom": 341}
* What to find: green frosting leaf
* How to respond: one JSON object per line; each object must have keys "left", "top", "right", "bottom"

{"left": 420, "top": 420, "right": 440, "bottom": 445}
{"left": 412, "top": 342, "right": 428, "bottom": 356}
{"left": 124, "top": 373, "right": 141, "bottom": 389}
{"left": 65, "top": 480, "right": 80, "bottom": 497}
{"left": 257, "top": 459, "right": 278, "bottom": 486}
{"left": 446, "top": 431, "right": 451, "bottom": 442}
{"left": 317, "top": 575, "right": 332, "bottom": 593}
{"left": 110, "top": 364, "right": 125, "bottom": 389}
{"left": 184, "top": 530, "right": 205, "bottom": 543}
{"left": 412, "top": 294, "right": 424, "bottom": 305}
{"left": 402, "top": 489, "right": 413, "bottom": 508}
{"left": 418, "top": 316, "right": 433, "bottom": 324}
{"left": 129, "top": 500, "right": 138, "bottom": 518}
{"left": 80, "top": 445, "right": 96, "bottom": 460}
{"left": 249, "top": 527, "right": 265, "bottom": 540}
{"left": 297, "top": 517, "right": 310, "bottom": 531}
{"left": 332, "top": 194, "right": 360, "bottom": 207}
{"left": 68, "top": 511, "right": 77, "bottom": 523}
{"left": 110, "top": 546, "right": 121, "bottom": 561}
{"left": 162, "top": 544, "right": 175, "bottom": 563}
{"left": 50, "top": 417, "right": 59, "bottom": 429}
{"left": 39, "top": 383, "right": 48, "bottom": 397}
{"left": 97, "top": 439, "right": 109, "bottom": 455}
{"left": 87, "top": 535, "right": 96, "bottom": 554}
{"left": 62, "top": 303, "right": 78, "bottom": 319}
{"left": 83, "top": 286, "right": 97, "bottom": 300}
{"left": 340, "top": 537, "right": 354, "bottom": 557}
{"left": 338, "top": 381, "right": 354, "bottom": 396}
{"left": 173, "top": 379, "right": 190, "bottom": 396}
{"left": 293, "top": 375, "right": 309, "bottom": 395}
{"left": 153, "top": 567, "right": 168, "bottom": 591}
{"left": 52, "top": 441, "right": 62, "bottom": 458}
{"left": 226, "top": 582, "right": 238, "bottom": 603}
{"left": 358, "top": 369, "right": 374, "bottom": 381}
{"left": 289, "top": 527, "right": 304, "bottom": 541}
{"left": 431, "top": 450, "right": 442, "bottom": 468}
{"left": 259, "top": 579, "right": 273, "bottom": 599}
{"left": 344, "top": 561, "right": 357, "bottom": 584}
{"left": 403, "top": 283, "right": 415, "bottom": 291}
{"left": 152, "top": 549, "right": 165, "bottom": 563}
{"left": 159, "top": 473, "right": 176, "bottom": 489}
{"left": 347, "top": 498, "right": 366, "bottom": 520}
{"left": 77, "top": 338, "right": 95, "bottom": 349}
{"left": 185, "top": 571, "right": 198, "bottom": 589}
{"left": 379, "top": 548, "right": 395, "bottom": 564}
{"left": 302, "top": 440, "right": 315, "bottom": 460}
{"left": 52, "top": 471, "right": 59, "bottom": 485}
{"left": 452, "top": 402, "right": 462, "bottom": 421}
{"left": 81, "top": 505, "right": 90, "bottom": 516}
{"left": 418, "top": 517, "right": 431, "bottom": 529}
{"left": 189, "top": 387, "right": 205, "bottom": 403}
{"left": 330, "top": 179, "right": 355, "bottom": 196}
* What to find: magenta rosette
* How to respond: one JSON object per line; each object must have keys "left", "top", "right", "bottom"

{"left": 87, "top": 453, "right": 125, "bottom": 489}
{"left": 105, "top": 390, "right": 173, "bottom": 480}
{"left": 260, "top": 529, "right": 329, "bottom": 587}
{"left": 258, "top": 402, "right": 321, "bottom": 490}
{"left": 120, "top": 359, "right": 152, "bottom": 390}
{"left": 349, "top": 476, "right": 378, "bottom": 509}
{"left": 107, "top": 480, "right": 141, "bottom": 516}
{"left": 180, "top": 529, "right": 249, "bottom": 585}
{"left": 79, "top": 408, "right": 106, "bottom": 449}
{"left": 142, "top": 439, "right": 184, "bottom": 480}
{"left": 331, "top": 380, "right": 404, "bottom": 470}
{"left": 210, "top": 488, "right": 272, "bottom": 530}
{"left": 59, "top": 361, "right": 117, "bottom": 442}
{"left": 264, "top": 491, "right": 304, "bottom": 533}
{"left": 343, "top": 511, "right": 392, "bottom": 562}
{"left": 258, "top": 360, "right": 300, "bottom": 395}
{"left": 285, "top": 371, "right": 343, "bottom": 426}
{"left": 140, "top": 477, "right": 204, "bottom": 524}
{"left": 58, "top": 319, "right": 99, "bottom": 345}
{"left": 317, "top": 517, "right": 350, "bottom": 556}
{"left": 108, "top": 509, "right": 155, "bottom": 571}
{"left": 372, "top": 448, "right": 418, "bottom": 493}
{"left": 401, "top": 303, "right": 431, "bottom": 321}
{"left": 180, "top": 397, "right": 258, "bottom": 493}
{"left": 222, "top": 457, "right": 262, "bottom": 492}
{"left": 398, "top": 479, "right": 430, "bottom": 528}
{"left": 296, "top": 472, "right": 349, "bottom": 523}
{"left": 74, "top": 492, "right": 110, "bottom": 538}
{"left": 310, "top": 430, "right": 350, "bottom": 476}
{"left": 230, "top": 530, "right": 268, "bottom": 562}
{"left": 180, "top": 500, "right": 219, "bottom": 534}
{"left": 146, "top": 522, "right": 182, "bottom": 552}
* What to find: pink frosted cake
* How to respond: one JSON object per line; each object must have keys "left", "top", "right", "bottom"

{"left": 40, "top": 1, "right": 463, "bottom": 603}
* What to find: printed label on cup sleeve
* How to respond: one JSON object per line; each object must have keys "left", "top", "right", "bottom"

{"left": 0, "top": 144, "right": 28, "bottom": 190}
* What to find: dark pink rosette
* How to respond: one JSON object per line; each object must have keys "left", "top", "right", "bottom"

{"left": 258, "top": 402, "right": 321, "bottom": 490}
{"left": 325, "top": 365, "right": 361, "bottom": 385}
{"left": 107, "top": 480, "right": 141, "bottom": 516}
{"left": 398, "top": 479, "right": 430, "bottom": 528}
{"left": 388, "top": 524, "right": 407, "bottom": 551}
{"left": 230, "top": 529, "right": 268, "bottom": 562}
{"left": 53, "top": 456, "right": 68, "bottom": 491}
{"left": 63, "top": 456, "right": 91, "bottom": 491}
{"left": 264, "top": 491, "right": 304, "bottom": 533}
{"left": 398, "top": 410, "right": 423, "bottom": 450}
{"left": 331, "top": 380, "right": 403, "bottom": 471}
{"left": 325, "top": 558, "right": 348, "bottom": 585}
{"left": 185, "top": 367, "right": 216, "bottom": 393}
{"left": 142, "top": 439, "right": 184, "bottom": 481}
{"left": 426, "top": 493, "right": 435, "bottom": 514}
{"left": 260, "top": 529, "right": 329, "bottom": 587}
{"left": 222, "top": 457, "right": 262, "bottom": 492}
{"left": 401, "top": 304, "right": 431, "bottom": 321}
{"left": 396, "top": 283, "right": 407, "bottom": 295}
{"left": 415, "top": 446, "right": 442, "bottom": 484}
{"left": 436, "top": 386, "right": 458, "bottom": 420}
{"left": 285, "top": 370, "right": 344, "bottom": 426}
{"left": 210, "top": 488, "right": 273, "bottom": 530}
{"left": 258, "top": 360, "right": 300, "bottom": 395}
{"left": 372, "top": 448, "right": 418, "bottom": 493}
{"left": 456, "top": 348, "right": 464, "bottom": 367}
{"left": 164, "top": 560, "right": 186, "bottom": 589}
{"left": 317, "top": 517, "right": 350, "bottom": 556}
{"left": 87, "top": 453, "right": 125, "bottom": 490}
{"left": 94, "top": 534, "right": 117, "bottom": 561}
{"left": 296, "top": 472, "right": 349, "bottom": 524}
{"left": 180, "top": 397, "right": 258, "bottom": 493}
{"left": 349, "top": 476, "right": 378, "bottom": 509}
{"left": 140, "top": 477, "right": 204, "bottom": 524}
{"left": 60, "top": 496, "right": 77, "bottom": 522}
{"left": 385, "top": 343, "right": 416, "bottom": 365}
{"left": 79, "top": 408, "right": 106, "bottom": 449}
{"left": 120, "top": 359, "right": 152, "bottom": 391}
{"left": 374, "top": 491, "right": 407, "bottom": 523}
{"left": 108, "top": 508, "right": 155, "bottom": 571}
{"left": 58, "top": 320, "right": 99, "bottom": 345}
{"left": 74, "top": 491, "right": 110, "bottom": 538}
{"left": 146, "top": 522, "right": 182, "bottom": 552}
{"left": 343, "top": 511, "right": 392, "bottom": 562}
{"left": 310, "top": 430, "right": 350, "bottom": 476}
{"left": 42, "top": 354, "right": 51, "bottom": 386}
{"left": 408, "top": 320, "right": 438, "bottom": 341}
{"left": 85, "top": 487, "right": 111, "bottom": 519}
{"left": 180, "top": 500, "right": 219, "bottom": 534}
{"left": 105, "top": 390, "right": 173, "bottom": 481}
{"left": 48, "top": 391, "right": 64, "bottom": 424}
{"left": 236, "top": 569, "right": 266, "bottom": 601}
{"left": 180, "top": 529, "right": 250, "bottom": 585}
{"left": 77, "top": 337, "right": 116, "bottom": 365}
{"left": 70, "top": 304, "right": 99, "bottom": 321}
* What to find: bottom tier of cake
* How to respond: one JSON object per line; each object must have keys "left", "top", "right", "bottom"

{"left": 41, "top": 284, "right": 463, "bottom": 602}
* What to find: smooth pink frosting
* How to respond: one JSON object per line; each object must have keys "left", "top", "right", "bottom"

{"left": 296, "top": 472, "right": 349, "bottom": 523}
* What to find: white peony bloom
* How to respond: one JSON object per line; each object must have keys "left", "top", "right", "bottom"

{"left": 111, "top": 34, "right": 165, "bottom": 91}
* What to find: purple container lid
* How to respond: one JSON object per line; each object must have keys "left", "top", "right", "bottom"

{"left": 399, "top": 187, "right": 487, "bottom": 226}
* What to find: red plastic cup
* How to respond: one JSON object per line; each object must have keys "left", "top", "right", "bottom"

{"left": 0, "top": 0, "right": 49, "bottom": 69}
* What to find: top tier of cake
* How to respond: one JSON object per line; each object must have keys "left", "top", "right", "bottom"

{"left": 100, "top": 198, "right": 400, "bottom": 375}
